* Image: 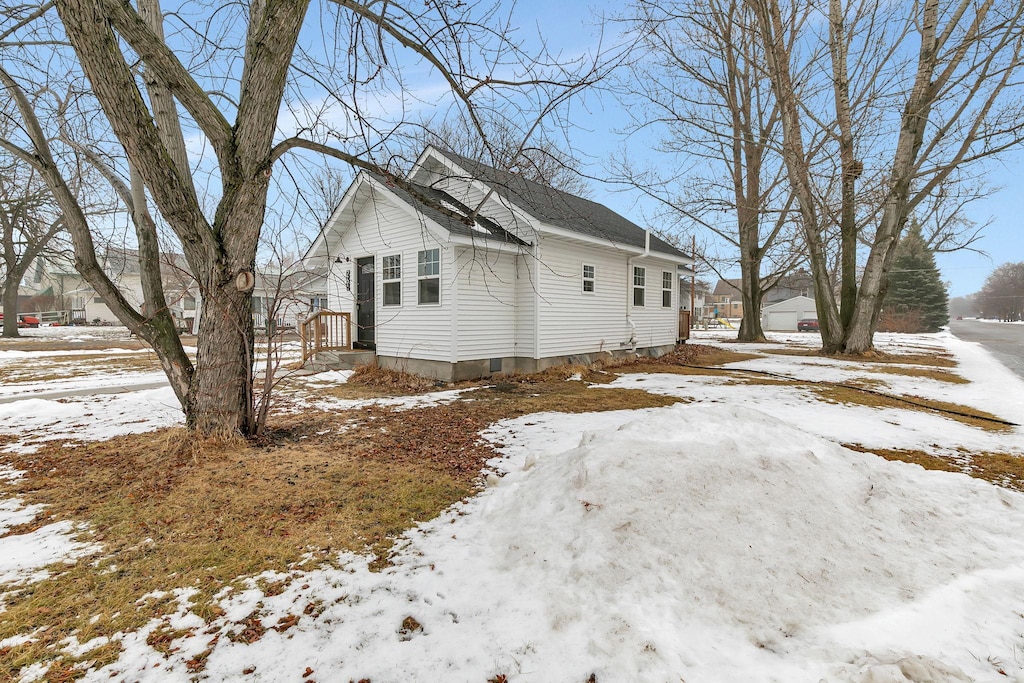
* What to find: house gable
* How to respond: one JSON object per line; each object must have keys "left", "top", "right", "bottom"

{"left": 410, "top": 146, "right": 691, "bottom": 266}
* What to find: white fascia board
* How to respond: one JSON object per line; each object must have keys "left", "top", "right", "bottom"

{"left": 536, "top": 221, "right": 693, "bottom": 266}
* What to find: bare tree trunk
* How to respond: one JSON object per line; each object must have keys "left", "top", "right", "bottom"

{"left": 842, "top": 0, "right": 940, "bottom": 353}
{"left": 736, "top": 215, "right": 767, "bottom": 342}
{"left": 829, "top": 0, "right": 858, "bottom": 332}
{"left": 749, "top": 0, "right": 844, "bottom": 352}
{"left": 2, "top": 273, "right": 21, "bottom": 338}
{"left": 189, "top": 265, "right": 254, "bottom": 435}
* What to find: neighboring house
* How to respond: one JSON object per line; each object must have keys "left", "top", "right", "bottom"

{"left": 761, "top": 295, "right": 818, "bottom": 331}
{"left": 709, "top": 278, "right": 743, "bottom": 319}
{"left": 251, "top": 267, "right": 328, "bottom": 332}
{"left": 306, "top": 146, "right": 693, "bottom": 381}
{"left": 678, "top": 276, "right": 709, "bottom": 317}
{"left": 764, "top": 269, "right": 814, "bottom": 305}
{"left": 30, "top": 248, "right": 201, "bottom": 331}
{"left": 708, "top": 271, "right": 815, "bottom": 322}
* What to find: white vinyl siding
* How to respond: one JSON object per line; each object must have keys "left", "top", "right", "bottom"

{"left": 514, "top": 251, "right": 537, "bottom": 358}
{"left": 324, "top": 186, "right": 452, "bottom": 362}
{"left": 454, "top": 247, "right": 517, "bottom": 360}
{"left": 535, "top": 236, "right": 679, "bottom": 358}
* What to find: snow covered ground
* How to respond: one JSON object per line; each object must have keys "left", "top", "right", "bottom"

{"left": 3, "top": 329, "right": 1024, "bottom": 682}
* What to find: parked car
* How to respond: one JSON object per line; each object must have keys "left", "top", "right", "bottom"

{"left": 797, "top": 318, "right": 819, "bottom": 332}
{"left": 0, "top": 313, "right": 41, "bottom": 328}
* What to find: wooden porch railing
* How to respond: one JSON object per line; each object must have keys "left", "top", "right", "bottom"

{"left": 300, "top": 311, "right": 352, "bottom": 362}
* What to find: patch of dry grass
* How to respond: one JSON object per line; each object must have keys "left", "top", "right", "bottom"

{"left": 845, "top": 444, "right": 1024, "bottom": 492}
{"left": 595, "top": 344, "right": 764, "bottom": 377}
{"left": 0, "top": 376, "right": 680, "bottom": 679}
{"left": 813, "top": 385, "right": 1013, "bottom": 432}
{"left": 763, "top": 347, "right": 958, "bottom": 369}
{"left": 843, "top": 444, "right": 964, "bottom": 474}
{"left": 870, "top": 366, "right": 969, "bottom": 384}
{"left": 348, "top": 363, "right": 440, "bottom": 393}
{"left": 840, "top": 377, "right": 890, "bottom": 392}
{"left": 845, "top": 351, "right": 958, "bottom": 368}
{"left": 0, "top": 355, "right": 165, "bottom": 385}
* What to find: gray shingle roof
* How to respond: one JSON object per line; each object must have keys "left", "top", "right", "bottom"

{"left": 368, "top": 172, "right": 529, "bottom": 247}
{"left": 430, "top": 148, "right": 688, "bottom": 259}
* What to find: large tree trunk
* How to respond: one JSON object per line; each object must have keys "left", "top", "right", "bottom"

{"left": 841, "top": 0, "right": 941, "bottom": 353}
{"left": 189, "top": 266, "right": 255, "bottom": 435}
{"left": 750, "top": 0, "right": 844, "bottom": 352}
{"left": 2, "top": 274, "right": 21, "bottom": 338}
{"left": 829, "top": 0, "right": 858, "bottom": 332}
{"left": 736, "top": 227, "right": 767, "bottom": 342}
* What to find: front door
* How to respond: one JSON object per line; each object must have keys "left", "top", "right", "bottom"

{"left": 355, "top": 256, "right": 375, "bottom": 349}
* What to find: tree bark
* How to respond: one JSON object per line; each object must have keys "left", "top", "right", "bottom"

{"left": 829, "top": 0, "right": 858, "bottom": 332}
{"left": 51, "top": 0, "right": 307, "bottom": 435}
{"left": 2, "top": 272, "right": 22, "bottom": 338}
{"left": 189, "top": 263, "right": 255, "bottom": 435}
{"left": 749, "top": 0, "right": 843, "bottom": 352}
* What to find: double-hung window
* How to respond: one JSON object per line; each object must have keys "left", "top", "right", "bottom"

{"left": 662, "top": 271, "right": 673, "bottom": 308}
{"left": 382, "top": 255, "right": 401, "bottom": 306}
{"left": 633, "top": 266, "right": 646, "bottom": 306}
{"left": 418, "top": 248, "right": 440, "bottom": 305}
{"left": 582, "top": 264, "right": 595, "bottom": 293}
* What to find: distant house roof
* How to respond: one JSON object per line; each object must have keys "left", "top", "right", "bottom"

{"left": 428, "top": 148, "right": 688, "bottom": 260}
{"left": 712, "top": 278, "right": 743, "bottom": 297}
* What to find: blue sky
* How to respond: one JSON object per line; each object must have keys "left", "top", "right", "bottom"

{"left": 504, "top": 0, "right": 1024, "bottom": 298}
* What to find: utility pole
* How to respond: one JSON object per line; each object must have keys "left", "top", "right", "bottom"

{"left": 690, "top": 235, "right": 696, "bottom": 327}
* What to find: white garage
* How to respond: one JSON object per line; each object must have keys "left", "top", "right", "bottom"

{"left": 761, "top": 295, "right": 817, "bottom": 331}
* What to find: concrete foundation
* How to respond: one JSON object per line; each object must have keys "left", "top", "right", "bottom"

{"left": 368, "top": 343, "right": 678, "bottom": 383}
{"left": 307, "top": 349, "right": 376, "bottom": 372}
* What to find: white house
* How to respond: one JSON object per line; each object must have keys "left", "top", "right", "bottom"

{"left": 761, "top": 295, "right": 818, "bottom": 331}
{"left": 250, "top": 267, "right": 328, "bottom": 332}
{"left": 306, "top": 146, "right": 693, "bottom": 381}
{"left": 31, "top": 248, "right": 200, "bottom": 331}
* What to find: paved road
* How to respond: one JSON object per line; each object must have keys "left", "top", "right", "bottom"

{"left": 949, "top": 319, "right": 1024, "bottom": 380}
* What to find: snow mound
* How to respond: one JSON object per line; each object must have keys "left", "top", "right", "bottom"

{"left": 466, "top": 404, "right": 1024, "bottom": 679}
{"left": 89, "top": 403, "right": 1024, "bottom": 682}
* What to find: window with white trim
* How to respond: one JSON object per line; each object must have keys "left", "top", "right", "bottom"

{"left": 662, "top": 271, "right": 673, "bottom": 308}
{"left": 582, "top": 264, "right": 595, "bottom": 293}
{"left": 633, "top": 266, "right": 646, "bottom": 306}
{"left": 418, "top": 248, "right": 440, "bottom": 305}
{"left": 382, "top": 254, "right": 402, "bottom": 306}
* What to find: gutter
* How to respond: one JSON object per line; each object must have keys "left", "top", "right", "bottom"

{"left": 623, "top": 230, "right": 651, "bottom": 352}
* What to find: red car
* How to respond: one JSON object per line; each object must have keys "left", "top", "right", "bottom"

{"left": 0, "top": 313, "right": 41, "bottom": 328}
{"left": 797, "top": 318, "right": 819, "bottom": 332}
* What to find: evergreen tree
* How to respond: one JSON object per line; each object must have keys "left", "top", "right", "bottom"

{"left": 882, "top": 223, "right": 949, "bottom": 332}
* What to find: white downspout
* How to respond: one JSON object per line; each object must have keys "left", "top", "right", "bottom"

{"left": 624, "top": 231, "right": 651, "bottom": 353}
